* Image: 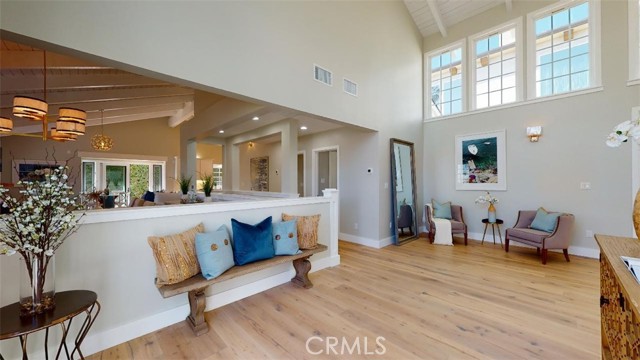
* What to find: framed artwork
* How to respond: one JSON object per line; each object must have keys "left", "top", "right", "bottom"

{"left": 250, "top": 156, "right": 269, "bottom": 191}
{"left": 455, "top": 129, "right": 506, "bottom": 191}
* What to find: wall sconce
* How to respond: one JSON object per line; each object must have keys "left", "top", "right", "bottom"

{"left": 527, "top": 126, "right": 542, "bottom": 142}
{"left": 248, "top": 141, "right": 255, "bottom": 148}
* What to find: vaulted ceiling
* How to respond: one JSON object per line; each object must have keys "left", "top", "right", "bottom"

{"left": 1, "top": 1, "right": 511, "bottom": 140}
{"left": 403, "top": 0, "right": 512, "bottom": 37}
{"left": 0, "top": 39, "right": 344, "bottom": 142}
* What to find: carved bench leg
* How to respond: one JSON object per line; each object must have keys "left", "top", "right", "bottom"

{"left": 186, "top": 287, "right": 209, "bottom": 336}
{"left": 291, "top": 256, "right": 313, "bottom": 289}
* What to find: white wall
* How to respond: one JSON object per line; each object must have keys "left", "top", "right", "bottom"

{"left": 0, "top": 0, "right": 424, "bottom": 246}
{"left": 422, "top": 1, "right": 640, "bottom": 253}
{"left": 239, "top": 141, "right": 282, "bottom": 192}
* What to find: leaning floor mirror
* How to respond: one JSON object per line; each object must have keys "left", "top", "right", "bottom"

{"left": 390, "top": 138, "right": 418, "bottom": 245}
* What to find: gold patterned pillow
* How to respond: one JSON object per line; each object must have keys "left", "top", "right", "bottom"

{"left": 282, "top": 213, "right": 320, "bottom": 249}
{"left": 148, "top": 223, "right": 204, "bottom": 287}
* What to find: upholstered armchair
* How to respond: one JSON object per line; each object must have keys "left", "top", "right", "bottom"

{"left": 397, "top": 204, "right": 413, "bottom": 235}
{"left": 425, "top": 204, "right": 468, "bottom": 245}
{"left": 505, "top": 210, "right": 575, "bottom": 265}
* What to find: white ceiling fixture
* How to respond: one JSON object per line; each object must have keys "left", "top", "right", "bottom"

{"left": 252, "top": 116, "right": 260, "bottom": 121}
{"left": 300, "top": 126, "right": 308, "bottom": 130}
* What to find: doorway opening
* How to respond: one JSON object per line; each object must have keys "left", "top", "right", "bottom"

{"left": 312, "top": 146, "right": 338, "bottom": 197}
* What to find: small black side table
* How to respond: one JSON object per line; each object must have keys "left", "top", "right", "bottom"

{"left": 0, "top": 290, "right": 101, "bottom": 360}
{"left": 481, "top": 218, "right": 504, "bottom": 247}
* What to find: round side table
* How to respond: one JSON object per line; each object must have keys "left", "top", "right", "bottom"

{"left": 481, "top": 218, "right": 504, "bottom": 247}
{"left": 0, "top": 290, "right": 100, "bottom": 360}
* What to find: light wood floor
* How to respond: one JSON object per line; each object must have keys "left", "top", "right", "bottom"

{"left": 89, "top": 238, "right": 600, "bottom": 359}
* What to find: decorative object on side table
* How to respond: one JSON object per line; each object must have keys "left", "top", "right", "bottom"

{"left": 0, "top": 164, "right": 83, "bottom": 316}
{"left": 606, "top": 115, "right": 640, "bottom": 238}
{"left": 475, "top": 191, "right": 499, "bottom": 223}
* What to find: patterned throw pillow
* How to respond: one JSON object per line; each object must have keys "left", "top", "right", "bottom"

{"left": 195, "top": 228, "right": 235, "bottom": 280}
{"left": 272, "top": 219, "right": 301, "bottom": 256}
{"left": 147, "top": 223, "right": 204, "bottom": 287}
{"left": 282, "top": 213, "right": 320, "bottom": 249}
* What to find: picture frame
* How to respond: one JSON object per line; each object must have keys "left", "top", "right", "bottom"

{"left": 455, "top": 129, "right": 506, "bottom": 191}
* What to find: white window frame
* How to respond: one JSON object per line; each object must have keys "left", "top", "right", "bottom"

{"left": 526, "top": 0, "right": 601, "bottom": 99}
{"left": 424, "top": 39, "right": 466, "bottom": 119}
{"left": 469, "top": 18, "right": 523, "bottom": 110}
{"left": 630, "top": 0, "right": 640, "bottom": 84}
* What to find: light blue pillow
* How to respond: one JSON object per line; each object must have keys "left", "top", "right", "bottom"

{"left": 195, "top": 228, "right": 234, "bottom": 280}
{"left": 231, "top": 216, "right": 275, "bottom": 266}
{"left": 530, "top": 208, "right": 563, "bottom": 233}
{"left": 273, "top": 219, "right": 301, "bottom": 256}
{"left": 432, "top": 200, "right": 452, "bottom": 220}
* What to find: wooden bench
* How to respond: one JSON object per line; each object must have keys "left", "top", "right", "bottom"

{"left": 157, "top": 244, "right": 327, "bottom": 336}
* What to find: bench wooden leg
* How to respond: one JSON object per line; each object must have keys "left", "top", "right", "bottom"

{"left": 186, "top": 287, "right": 209, "bottom": 336}
{"left": 291, "top": 256, "right": 313, "bottom": 289}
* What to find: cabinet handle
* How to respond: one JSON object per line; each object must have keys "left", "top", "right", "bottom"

{"left": 600, "top": 295, "right": 610, "bottom": 307}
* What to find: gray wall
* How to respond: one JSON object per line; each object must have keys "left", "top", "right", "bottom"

{"left": 0, "top": 0, "right": 424, "bottom": 244}
{"left": 423, "top": 0, "right": 640, "bottom": 252}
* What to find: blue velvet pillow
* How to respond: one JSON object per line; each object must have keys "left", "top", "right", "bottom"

{"left": 432, "top": 200, "right": 452, "bottom": 220}
{"left": 231, "top": 216, "right": 275, "bottom": 265}
{"left": 195, "top": 228, "right": 234, "bottom": 280}
{"left": 142, "top": 191, "right": 155, "bottom": 202}
{"left": 273, "top": 219, "right": 301, "bottom": 256}
{"left": 530, "top": 207, "right": 562, "bottom": 233}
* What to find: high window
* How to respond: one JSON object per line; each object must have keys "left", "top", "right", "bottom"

{"left": 427, "top": 41, "right": 464, "bottom": 118}
{"left": 528, "top": 0, "right": 600, "bottom": 98}
{"left": 470, "top": 20, "right": 522, "bottom": 109}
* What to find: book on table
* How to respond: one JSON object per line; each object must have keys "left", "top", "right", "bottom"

{"left": 621, "top": 256, "right": 640, "bottom": 284}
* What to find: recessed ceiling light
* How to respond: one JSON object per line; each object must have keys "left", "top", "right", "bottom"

{"left": 300, "top": 126, "right": 308, "bottom": 130}
{"left": 252, "top": 116, "right": 260, "bottom": 121}
{"left": 219, "top": 130, "right": 225, "bottom": 134}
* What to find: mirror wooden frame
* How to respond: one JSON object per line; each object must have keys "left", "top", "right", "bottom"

{"left": 390, "top": 138, "right": 418, "bottom": 245}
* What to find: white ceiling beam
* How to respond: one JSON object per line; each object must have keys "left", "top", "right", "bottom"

{"left": 505, "top": 0, "right": 513, "bottom": 13}
{"left": 0, "top": 72, "right": 171, "bottom": 93}
{"left": 168, "top": 101, "right": 195, "bottom": 128}
{"left": 426, "top": 0, "right": 447, "bottom": 38}
{"left": 0, "top": 86, "right": 193, "bottom": 108}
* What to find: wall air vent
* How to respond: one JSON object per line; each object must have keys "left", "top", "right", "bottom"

{"left": 314, "top": 65, "right": 333, "bottom": 86}
{"left": 343, "top": 78, "right": 358, "bottom": 97}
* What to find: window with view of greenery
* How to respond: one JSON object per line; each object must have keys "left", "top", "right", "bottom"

{"left": 429, "top": 46, "right": 463, "bottom": 117}
{"left": 82, "top": 162, "right": 95, "bottom": 192}
{"left": 153, "top": 165, "right": 163, "bottom": 192}
{"left": 130, "top": 164, "right": 150, "bottom": 198}
{"left": 534, "top": 1, "right": 590, "bottom": 97}
{"left": 106, "top": 165, "right": 126, "bottom": 192}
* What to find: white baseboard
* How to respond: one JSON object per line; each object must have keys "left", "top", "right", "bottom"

{"left": 339, "top": 233, "right": 392, "bottom": 248}
{"left": 467, "top": 232, "right": 599, "bottom": 259}
{"left": 76, "top": 255, "right": 340, "bottom": 357}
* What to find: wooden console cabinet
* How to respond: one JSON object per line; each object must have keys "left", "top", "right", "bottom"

{"left": 595, "top": 234, "right": 640, "bottom": 359}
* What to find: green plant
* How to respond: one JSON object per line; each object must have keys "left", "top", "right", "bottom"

{"left": 200, "top": 173, "right": 214, "bottom": 197}
{"left": 177, "top": 174, "right": 192, "bottom": 195}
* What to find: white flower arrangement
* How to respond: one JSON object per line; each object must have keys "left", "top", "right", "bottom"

{"left": 0, "top": 165, "right": 82, "bottom": 266}
{"left": 606, "top": 117, "right": 640, "bottom": 147}
{"left": 475, "top": 191, "right": 499, "bottom": 205}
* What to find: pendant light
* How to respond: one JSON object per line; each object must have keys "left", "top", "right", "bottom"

{"left": 91, "top": 109, "right": 113, "bottom": 151}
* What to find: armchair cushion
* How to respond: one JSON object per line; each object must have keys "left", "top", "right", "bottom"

{"left": 530, "top": 207, "right": 563, "bottom": 233}
{"left": 506, "top": 227, "right": 551, "bottom": 243}
{"left": 432, "top": 200, "right": 452, "bottom": 219}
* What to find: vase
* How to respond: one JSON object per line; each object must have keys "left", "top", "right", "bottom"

{"left": 634, "top": 189, "right": 640, "bottom": 239}
{"left": 488, "top": 203, "right": 497, "bottom": 223}
{"left": 19, "top": 255, "right": 55, "bottom": 316}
